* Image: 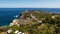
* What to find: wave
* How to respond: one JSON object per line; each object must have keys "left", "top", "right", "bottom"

{"left": 14, "top": 15, "right": 19, "bottom": 18}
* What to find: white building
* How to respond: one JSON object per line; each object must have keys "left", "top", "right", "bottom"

{"left": 51, "top": 15, "right": 58, "bottom": 19}
{"left": 17, "top": 32, "right": 22, "bottom": 34}
{"left": 38, "top": 21, "right": 42, "bottom": 23}
{"left": 7, "top": 29, "right": 12, "bottom": 34}
{"left": 51, "top": 16, "right": 55, "bottom": 18}
{"left": 22, "top": 33, "right": 25, "bottom": 34}
{"left": 14, "top": 30, "right": 19, "bottom": 34}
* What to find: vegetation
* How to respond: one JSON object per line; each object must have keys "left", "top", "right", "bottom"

{"left": 0, "top": 10, "right": 60, "bottom": 34}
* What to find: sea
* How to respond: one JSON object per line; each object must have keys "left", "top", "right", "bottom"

{"left": 0, "top": 8, "right": 60, "bottom": 26}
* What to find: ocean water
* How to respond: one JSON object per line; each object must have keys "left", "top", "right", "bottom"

{"left": 0, "top": 8, "right": 60, "bottom": 26}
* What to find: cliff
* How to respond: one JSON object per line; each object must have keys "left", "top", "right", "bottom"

{"left": 9, "top": 10, "right": 51, "bottom": 26}
{"left": 0, "top": 10, "right": 60, "bottom": 34}
{"left": 10, "top": 10, "right": 60, "bottom": 26}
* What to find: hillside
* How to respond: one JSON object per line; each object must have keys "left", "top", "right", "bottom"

{"left": 0, "top": 10, "right": 60, "bottom": 34}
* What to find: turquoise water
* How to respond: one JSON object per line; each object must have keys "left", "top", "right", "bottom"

{"left": 0, "top": 8, "right": 60, "bottom": 26}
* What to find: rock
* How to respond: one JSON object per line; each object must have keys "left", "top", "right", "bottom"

{"left": 10, "top": 19, "right": 20, "bottom": 26}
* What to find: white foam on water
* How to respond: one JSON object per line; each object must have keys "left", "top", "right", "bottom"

{"left": 14, "top": 15, "right": 19, "bottom": 17}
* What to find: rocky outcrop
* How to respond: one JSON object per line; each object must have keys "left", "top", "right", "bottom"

{"left": 0, "top": 10, "right": 60, "bottom": 34}
{"left": 10, "top": 10, "right": 59, "bottom": 26}
{"left": 10, "top": 10, "right": 43, "bottom": 26}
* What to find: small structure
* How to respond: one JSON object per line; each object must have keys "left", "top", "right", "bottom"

{"left": 51, "top": 15, "right": 58, "bottom": 19}
{"left": 22, "top": 33, "right": 25, "bottom": 34}
{"left": 7, "top": 29, "right": 12, "bottom": 34}
{"left": 38, "top": 21, "right": 42, "bottom": 23}
{"left": 14, "top": 30, "right": 19, "bottom": 34}
{"left": 17, "top": 32, "right": 22, "bottom": 34}
{"left": 14, "top": 31, "right": 25, "bottom": 34}
{"left": 51, "top": 16, "right": 55, "bottom": 18}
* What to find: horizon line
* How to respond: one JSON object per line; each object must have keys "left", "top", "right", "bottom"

{"left": 0, "top": 7, "right": 59, "bottom": 8}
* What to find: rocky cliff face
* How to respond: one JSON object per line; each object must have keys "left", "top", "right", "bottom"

{"left": 10, "top": 10, "right": 60, "bottom": 26}
{"left": 9, "top": 10, "right": 47, "bottom": 26}
{"left": 10, "top": 10, "right": 40, "bottom": 26}
{"left": 0, "top": 10, "right": 60, "bottom": 34}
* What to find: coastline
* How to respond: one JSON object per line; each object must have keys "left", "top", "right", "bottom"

{"left": 0, "top": 8, "right": 60, "bottom": 26}
{"left": 0, "top": 10, "right": 60, "bottom": 34}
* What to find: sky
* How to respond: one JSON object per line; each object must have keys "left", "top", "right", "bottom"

{"left": 0, "top": 0, "right": 60, "bottom": 8}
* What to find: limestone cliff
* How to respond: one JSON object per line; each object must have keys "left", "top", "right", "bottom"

{"left": 10, "top": 10, "right": 45, "bottom": 26}
{"left": 10, "top": 10, "right": 60, "bottom": 26}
